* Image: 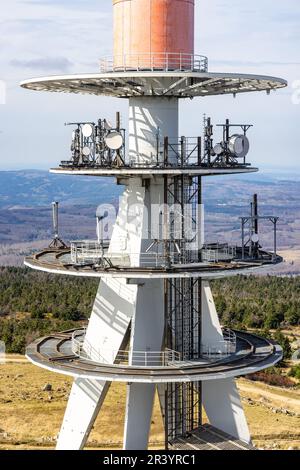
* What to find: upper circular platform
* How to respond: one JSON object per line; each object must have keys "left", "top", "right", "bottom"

{"left": 24, "top": 247, "right": 282, "bottom": 280}
{"left": 20, "top": 70, "right": 287, "bottom": 99}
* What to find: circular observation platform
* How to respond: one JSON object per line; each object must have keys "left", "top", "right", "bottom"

{"left": 26, "top": 329, "right": 282, "bottom": 384}
{"left": 50, "top": 165, "right": 258, "bottom": 178}
{"left": 20, "top": 71, "right": 287, "bottom": 99}
{"left": 24, "top": 248, "right": 282, "bottom": 280}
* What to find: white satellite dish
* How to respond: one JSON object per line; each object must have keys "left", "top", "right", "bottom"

{"left": 228, "top": 134, "right": 250, "bottom": 158}
{"left": 82, "top": 146, "right": 91, "bottom": 157}
{"left": 82, "top": 124, "right": 94, "bottom": 138}
{"left": 213, "top": 143, "right": 223, "bottom": 156}
{"left": 105, "top": 131, "right": 124, "bottom": 150}
{"left": 251, "top": 233, "right": 259, "bottom": 243}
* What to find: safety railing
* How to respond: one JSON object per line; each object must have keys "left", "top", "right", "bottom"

{"left": 99, "top": 53, "right": 208, "bottom": 73}
{"left": 201, "top": 329, "right": 237, "bottom": 358}
{"left": 202, "top": 243, "right": 237, "bottom": 263}
{"left": 71, "top": 240, "right": 109, "bottom": 265}
{"left": 71, "top": 328, "right": 236, "bottom": 367}
{"left": 128, "top": 137, "right": 201, "bottom": 168}
{"left": 71, "top": 240, "right": 239, "bottom": 268}
{"left": 72, "top": 331, "right": 181, "bottom": 367}
{"left": 71, "top": 241, "right": 181, "bottom": 268}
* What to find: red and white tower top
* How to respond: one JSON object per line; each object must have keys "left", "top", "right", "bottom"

{"left": 113, "top": 0, "right": 194, "bottom": 68}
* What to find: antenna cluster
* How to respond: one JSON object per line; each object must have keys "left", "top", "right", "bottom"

{"left": 62, "top": 112, "right": 125, "bottom": 168}
{"left": 204, "top": 117, "right": 252, "bottom": 167}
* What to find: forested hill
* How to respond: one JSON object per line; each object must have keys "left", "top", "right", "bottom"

{"left": 213, "top": 276, "right": 300, "bottom": 328}
{"left": 0, "top": 267, "right": 299, "bottom": 354}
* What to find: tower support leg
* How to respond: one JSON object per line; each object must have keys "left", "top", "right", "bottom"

{"left": 123, "top": 279, "right": 165, "bottom": 450}
{"left": 56, "top": 379, "right": 110, "bottom": 450}
{"left": 56, "top": 278, "right": 137, "bottom": 450}
{"left": 202, "top": 378, "right": 251, "bottom": 444}
{"left": 201, "top": 280, "right": 224, "bottom": 345}
{"left": 123, "top": 383, "right": 157, "bottom": 450}
{"left": 201, "top": 280, "right": 251, "bottom": 443}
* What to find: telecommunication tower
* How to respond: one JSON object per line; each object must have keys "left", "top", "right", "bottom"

{"left": 22, "top": 1, "right": 286, "bottom": 450}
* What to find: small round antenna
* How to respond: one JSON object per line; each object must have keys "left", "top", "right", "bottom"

{"left": 213, "top": 143, "right": 223, "bottom": 156}
{"left": 82, "top": 146, "right": 91, "bottom": 157}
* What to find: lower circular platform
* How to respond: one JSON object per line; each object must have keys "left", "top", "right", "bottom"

{"left": 26, "top": 329, "right": 282, "bottom": 384}
{"left": 50, "top": 166, "right": 258, "bottom": 178}
{"left": 24, "top": 249, "right": 281, "bottom": 280}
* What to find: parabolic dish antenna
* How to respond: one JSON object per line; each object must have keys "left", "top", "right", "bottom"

{"left": 228, "top": 134, "right": 250, "bottom": 158}
{"left": 105, "top": 131, "right": 124, "bottom": 150}
{"left": 82, "top": 124, "right": 94, "bottom": 138}
{"left": 82, "top": 146, "right": 91, "bottom": 157}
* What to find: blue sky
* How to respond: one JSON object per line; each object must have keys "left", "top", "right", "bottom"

{"left": 0, "top": 0, "right": 299, "bottom": 171}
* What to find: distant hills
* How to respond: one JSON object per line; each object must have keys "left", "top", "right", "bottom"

{"left": 0, "top": 169, "right": 299, "bottom": 211}
{"left": 0, "top": 170, "right": 122, "bottom": 208}
{"left": 0, "top": 169, "right": 299, "bottom": 269}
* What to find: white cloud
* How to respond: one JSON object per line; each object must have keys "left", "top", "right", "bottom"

{"left": 11, "top": 57, "right": 74, "bottom": 72}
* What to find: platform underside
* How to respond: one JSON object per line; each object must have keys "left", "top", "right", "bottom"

{"left": 24, "top": 249, "right": 282, "bottom": 280}
{"left": 50, "top": 166, "right": 258, "bottom": 177}
{"left": 170, "top": 424, "right": 255, "bottom": 450}
{"left": 26, "top": 329, "right": 282, "bottom": 384}
{"left": 20, "top": 71, "right": 287, "bottom": 98}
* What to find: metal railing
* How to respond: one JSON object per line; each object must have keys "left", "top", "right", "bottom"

{"left": 71, "top": 241, "right": 181, "bottom": 268}
{"left": 71, "top": 328, "right": 236, "bottom": 367}
{"left": 71, "top": 240, "right": 109, "bottom": 265}
{"left": 99, "top": 53, "right": 208, "bottom": 73}
{"left": 71, "top": 242, "right": 164, "bottom": 268}
{"left": 201, "top": 329, "right": 237, "bottom": 358}
{"left": 127, "top": 137, "right": 202, "bottom": 168}
{"left": 71, "top": 241, "right": 239, "bottom": 268}
{"left": 72, "top": 330, "right": 181, "bottom": 367}
{"left": 202, "top": 243, "right": 237, "bottom": 263}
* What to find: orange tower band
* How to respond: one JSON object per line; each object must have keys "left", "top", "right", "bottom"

{"left": 113, "top": 0, "right": 195, "bottom": 70}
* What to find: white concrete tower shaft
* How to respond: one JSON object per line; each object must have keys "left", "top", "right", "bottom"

{"left": 129, "top": 97, "right": 178, "bottom": 165}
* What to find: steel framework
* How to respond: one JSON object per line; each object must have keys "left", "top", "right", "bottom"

{"left": 163, "top": 155, "right": 203, "bottom": 444}
{"left": 165, "top": 381, "right": 202, "bottom": 447}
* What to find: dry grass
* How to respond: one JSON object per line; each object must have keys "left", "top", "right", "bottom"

{"left": 0, "top": 358, "right": 299, "bottom": 450}
{"left": 0, "top": 359, "right": 164, "bottom": 450}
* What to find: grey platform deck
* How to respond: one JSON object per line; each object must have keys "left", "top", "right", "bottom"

{"left": 170, "top": 424, "right": 255, "bottom": 451}
{"left": 26, "top": 329, "right": 282, "bottom": 384}
{"left": 49, "top": 166, "right": 258, "bottom": 178}
{"left": 24, "top": 249, "right": 275, "bottom": 280}
{"left": 20, "top": 71, "right": 287, "bottom": 99}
